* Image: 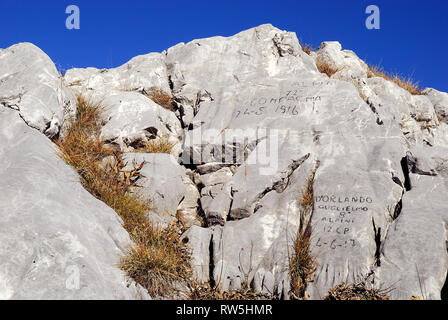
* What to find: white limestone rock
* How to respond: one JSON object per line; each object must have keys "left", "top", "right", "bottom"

{"left": 0, "top": 43, "right": 76, "bottom": 138}
{"left": 3, "top": 24, "right": 448, "bottom": 300}
{"left": 424, "top": 88, "right": 448, "bottom": 123}
{"left": 64, "top": 53, "right": 182, "bottom": 156}
{"left": 64, "top": 52, "right": 170, "bottom": 95}
{"left": 0, "top": 107, "right": 148, "bottom": 300}
{"left": 374, "top": 174, "right": 448, "bottom": 300}
{"left": 181, "top": 226, "right": 212, "bottom": 283}
{"left": 177, "top": 176, "right": 202, "bottom": 228}
{"left": 121, "top": 153, "right": 187, "bottom": 218}
{"left": 165, "top": 24, "right": 319, "bottom": 127}
{"left": 315, "top": 41, "right": 369, "bottom": 82}
{"left": 170, "top": 26, "right": 448, "bottom": 299}
{"left": 99, "top": 91, "right": 182, "bottom": 156}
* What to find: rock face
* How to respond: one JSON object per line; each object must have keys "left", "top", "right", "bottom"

{"left": 0, "top": 107, "right": 149, "bottom": 299}
{"left": 98, "top": 92, "right": 182, "bottom": 154}
{"left": 0, "top": 43, "right": 76, "bottom": 138}
{"left": 1, "top": 24, "right": 448, "bottom": 300}
{"left": 65, "top": 53, "right": 182, "bottom": 157}
{"left": 121, "top": 153, "right": 200, "bottom": 228}
{"left": 0, "top": 43, "right": 148, "bottom": 300}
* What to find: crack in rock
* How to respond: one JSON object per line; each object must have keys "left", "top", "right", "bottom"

{"left": 230, "top": 153, "right": 310, "bottom": 219}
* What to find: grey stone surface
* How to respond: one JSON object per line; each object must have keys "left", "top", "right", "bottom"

{"left": 0, "top": 107, "right": 148, "bottom": 300}
{"left": 99, "top": 91, "right": 182, "bottom": 156}
{"left": 0, "top": 43, "right": 76, "bottom": 138}
{"left": 181, "top": 226, "right": 212, "bottom": 283}
{"left": 64, "top": 52, "right": 182, "bottom": 157}
{"left": 315, "top": 41, "right": 369, "bottom": 82}
{"left": 424, "top": 88, "right": 448, "bottom": 123}
{"left": 167, "top": 25, "right": 448, "bottom": 299}
{"left": 374, "top": 174, "right": 448, "bottom": 300}
{"left": 211, "top": 157, "right": 315, "bottom": 297}
{"left": 64, "top": 52, "right": 170, "bottom": 94}
{"left": 122, "top": 153, "right": 188, "bottom": 218}
{"left": 372, "top": 144, "right": 448, "bottom": 300}
{"left": 165, "top": 24, "right": 319, "bottom": 127}
{"left": 177, "top": 176, "right": 201, "bottom": 228}
{"left": 2, "top": 24, "right": 448, "bottom": 300}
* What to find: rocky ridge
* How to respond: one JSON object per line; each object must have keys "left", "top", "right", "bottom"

{"left": 1, "top": 24, "right": 447, "bottom": 299}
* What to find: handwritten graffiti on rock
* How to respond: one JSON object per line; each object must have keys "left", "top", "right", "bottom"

{"left": 315, "top": 238, "right": 356, "bottom": 250}
{"left": 313, "top": 195, "right": 374, "bottom": 250}
{"left": 315, "top": 195, "right": 372, "bottom": 214}
{"left": 315, "top": 195, "right": 373, "bottom": 204}
{"left": 233, "top": 87, "right": 325, "bottom": 119}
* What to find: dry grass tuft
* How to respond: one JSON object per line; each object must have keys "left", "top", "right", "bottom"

{"left": 316, "top": 60, "right": 340, "bottom": 78}
{"left": 120, "top": 222, "right": 191, "bottom": 297}
{"left": 289, "top": 232, "right": 316, "bottom": 299}
{"left": 143, "top": 87, "right": 176, "bottom": 112}
{"left": 137, "top": 136, "right": 176, "bottom": 154}
{"left": 301, "top": 43, "right": 313, "bottom": 55}
{"left": 289, "top": 171, "right": 318, "bottom": 300}
{"left": 56, "top": 94, "right": 148, "bottom": 211}
{"left": 189, "top": 282, "right": 272, "bottom": 300}
{"left": 56, "top": 93, "right": 190, "bottom": 298}
{"left": 324, "top": 282, "right": 390, "bottom": 300}
{"left": 368, "top": 65, "right": 423, "bottom": 95}
{"left": 299, "top": 174, "right": 314, "bottom": 208}
{"left": 56, "top": 95, "right": 111, "bottom": 174}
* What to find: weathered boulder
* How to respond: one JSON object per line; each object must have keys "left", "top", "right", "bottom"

{"left": 199, "top": 167, "right": 234, "bottom": 224}
{"left": 122, "top": 153, "right": 186, "bottom": 215}
{"left": 165, "top": 24, "right": 319, "bottom": 126}
{"left": 170, "top": 25, "right": 448, "bottom": 300}
{"left": 374, "top": 172, "right": 448, "bottom": 300}
{"left": 210, "top": 157, "right": 315, "bottom": 297}
{"left": 99, "top": 91, "right": 182, "bottom": 155}
{"left": 424, "top": 88, "right": 448, "bottom": 123}
{"left": 315, "top": 41, "right": 369, "bottom": 82}
{"left": 0, "top": 107, "right": 148, "bottom": 299}
{"left": 181, "top": 226, "right": 212, "bottom": 283}
{"left": 177, "top": 176, "right": 202, "bottom": 228}
{"left": 64, "top": 53, "right": 182, "bottom": 156}
{"left": 181, "top": 75, "right": 411, "bottom": 298}
{"left": 64, "top": 52, "right": 170, "bottom": 94}
{"left": 0, "top": 43, "right": 76, "bottom": 138}
{"left": 121, "top": 153, "right": 200, "bottom": 227}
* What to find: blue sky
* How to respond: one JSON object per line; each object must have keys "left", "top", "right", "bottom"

{"left": 1, "top": 0, "right": 447, "bottom": 92}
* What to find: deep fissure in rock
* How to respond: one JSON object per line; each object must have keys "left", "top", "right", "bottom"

{"left": 208, "top": 232, "right": 215, "bottom": 288}
{"left": 400, "top": 156, "right": 412, "bottom": 191}
{"left": 391, "top": 175, "right": 403, "bottom": 188}
{"left": 393, "top": 196, "right": 403, "bottom": 220}
{"left": 167, "top": 75, "right": 174, "bottom": 91}
{"left": 443, "top": 244, "right": 448, "bottom": 300}
{"left": 226, "top": 188, "right": 235, "bottom": 222}
{"left": 372, "top": 218, "right": 382, "bottom": 267}
{"left": 367, "top": 101, "right": 384, "bottom": 125}
{"left": 442, "top": 271, "right": 448, "bottom": 300}
{"left": 228, "top": 153, "right": 311, "bottom": 221}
